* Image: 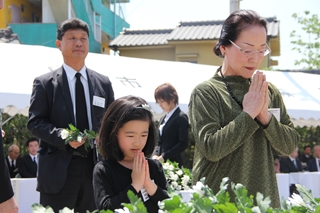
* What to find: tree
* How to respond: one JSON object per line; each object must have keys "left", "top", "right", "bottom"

{"left": 290, "top": 11, "right": 320, "bottom": 69}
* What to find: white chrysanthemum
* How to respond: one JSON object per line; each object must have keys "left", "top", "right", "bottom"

{"left": 193, "top": 181, "right": 205, "bottom": 197}
{"left": 162, "top": 162, "right": 170, "bottom": 170}
{"left": 181, "top": 175, "right": 190, "bottom": 183}
{"left": 115, "top": 207, "right": 130, "bottom": 213}
{"left": 171, "top": 181, "right": 178, "bottom": 189}
{"left": 288, "top": 193, "right": 306, "bottom": 207}
{"left": 170, "top": 173, "right": 179, "bottom": 181}
{"left": 168, "top": 164, "right": 174, "bottom": 171}
{"left": 77, "top": 136, "right": 83, "bottom": 142}
{"left": 176, "top": 169, "right": 183, "bottom": 176}
{"left": 61, "top": 129, "right": 69, "bottom": 140}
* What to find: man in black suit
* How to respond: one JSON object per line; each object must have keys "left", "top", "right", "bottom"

{"left": 299, "top": 145, "right": 314, "bottom": 169}
{"left": 280, "top": 147, "right": 303, "bottom": 196}
{"left": 280, "top": 147, "right": 303, "bottom": 173}
{"left": 5, "top": 144, "right": 20, "bottom": 178}
{"left": 152, "top": 83, "right": 189, "bottom": 167}
{"left": 306, "top": 145, "right": 320, "bottom": 172}
{"left": 0, "top": 128, "right": 18, "bottom": 212}
{"left": 18, "top": 138, "right": 39, "bottom": 178}
{"left": 28, "top": 18, "right": 114, "bottom": 213}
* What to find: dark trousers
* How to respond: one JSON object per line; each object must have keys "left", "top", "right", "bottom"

{"left": 40, "top": 152, "right": 96, "bottom": 213}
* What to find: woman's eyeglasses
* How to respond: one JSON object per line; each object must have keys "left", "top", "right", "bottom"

{"left": 229, "top": 40, "right": 271, "bottom": 57}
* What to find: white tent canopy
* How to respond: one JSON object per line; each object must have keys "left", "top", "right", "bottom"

{"left": 1, "top": 43, "right": 319, "bottom": 127}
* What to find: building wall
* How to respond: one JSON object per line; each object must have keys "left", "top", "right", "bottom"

{"left": 117, "top": 41, "right": 270, "bottom": 69}
{"left": 0, "top": 0, "right": 41, "bottom": 28}
{"left": 120, "top": 47, "right": 176, "bottom": 61}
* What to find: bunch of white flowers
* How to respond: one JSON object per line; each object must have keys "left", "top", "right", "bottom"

{"left": 162, "top": 160, "right": 192, "bottom": 191}
{"left": 60, "top": 124, "right": 97, "bottom": 151}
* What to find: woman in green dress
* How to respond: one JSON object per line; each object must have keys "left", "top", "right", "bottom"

{"left": 189, "top": 9, "right": 300, "bottom": 208}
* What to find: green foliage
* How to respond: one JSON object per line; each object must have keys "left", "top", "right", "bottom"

{"left": 290, "top": 11, "right": 320, "bottom": 69}
{"left": 122, "top": 190, "right": 148, "bottom": 213}
{"left": 2, "top": 113, "right": 33, "bottom": 156}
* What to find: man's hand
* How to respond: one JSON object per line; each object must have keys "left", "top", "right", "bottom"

{"left": 0, "top": 197, "right": 19, "bottom": 213}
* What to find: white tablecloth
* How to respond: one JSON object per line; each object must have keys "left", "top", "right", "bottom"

{"left": 10, "top": 178, "right": 39, "bottom": 213}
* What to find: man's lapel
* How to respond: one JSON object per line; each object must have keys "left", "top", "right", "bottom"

{"left": 56, "top": 67, "right": 75, "bottom": 124}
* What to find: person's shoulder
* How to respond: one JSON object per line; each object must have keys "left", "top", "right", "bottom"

{"left": 87, "top": 68, "right": 111, "bottom": 80}
{"left": 34, "top": 67, "right": 63, "bottom": 83}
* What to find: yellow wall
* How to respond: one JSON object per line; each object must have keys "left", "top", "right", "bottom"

{"left": 116, "top": 39, "right": 273, "bottom": 70}
{"left": 120, "top": 47, "right": 176, "bottom": 61}
{"left": 0, "top": 0, "right": 41, "bottom": 28}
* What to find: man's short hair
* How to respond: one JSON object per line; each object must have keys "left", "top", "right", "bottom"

{"left": 26, "top": 137, "right": 39, "bottom": 147}
{"left": 57, "top": 18, "right": 89, "bottom": 40}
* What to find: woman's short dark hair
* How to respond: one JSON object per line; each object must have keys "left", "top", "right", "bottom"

{"left": 214, "top": 9, "right": 268, "bottom": 58}
{"left": 57, "top": 18, "right": 89, "bottom": 40}
{"left": 98, "top": 95, "right": 156, "bottom": 161}
{"left": 154, "top": 83, "right": 179, "bottom": 105}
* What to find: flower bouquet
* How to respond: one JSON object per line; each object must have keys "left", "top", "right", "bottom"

{"left": 162, "top": 160, "right": 193, "bottom": 191}
{"left": 60, "top": 124, "right": 97, "bottom": 151}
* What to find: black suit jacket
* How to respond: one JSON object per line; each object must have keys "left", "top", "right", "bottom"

{"left": 0, "top": 129, "right": 14, "bottom": 203}
{"left": 306, "top": 158, "right": 319, "bottom": 172}
{"left": 299, "top": 154, "right": 314, "bottom": 163}
{"left": 5, "top": 157, "right": 19, "bottom": 178}
{"left": 18, "top": 154, "right": 37, "bottom": 178}
{"left": 27, "top": 67, "right": 114, "bottom": 194}
{"left": 280, "top": 157, "right": 303, "bottom": 173}
{"left": 158, "top": 107, "right": 189, "bottom": 167}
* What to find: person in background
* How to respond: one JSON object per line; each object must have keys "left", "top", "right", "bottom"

{"left": 280, "top": 147, "right": 303, "bottom": 173}
{"left": 152, "top": 83, "right": 189, "bottom": 168}
{"left": 306, "top": 145, "right": 320, "bottom": 172}
{"left": 5, "top": 144, "right": 20, "bottom": 178}
{"left": 188, "top": 9, "right": 300, "bottom": 208}
{"left": 27, "top": 18, "right": 114, "bottom": 212}
{"left": 274, "top": 155, "right": 281, "bottom": 173}
{"left": 299, "top": 145, "right": 314, "bottom": 170}
{"left": 93, "top": 96, "right": 169, "bottom": 212}
{"left": 18, "top": 138, "right": 39, "bottom": 178}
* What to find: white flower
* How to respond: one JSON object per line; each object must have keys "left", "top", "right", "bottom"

{"left": 170, "top": 173, "right": 179, "bottom": 181}
{"left": 115, "top": 207, "right": 130, "bottom": 213}
{"left": 287, "top": 193, "right": 306, "bottom": 207}
{"left": 61, "top": 129, "right": 69, "bottom": 140}
{"left": 171, "top": 181, "right": 178, "bottom": 189}
{"left": 193, "top": 181, "right": 205, "bottom": 197}
{"left": 163, "top": 162, "right": 170, "bottom": 170}
{"left": 77, "top": 135, "right": 83, "bottom": 142}
{"left": 181, "top": 175, "right": 190, "bottom": 184}
{"left": 176, "top": 169, "right": 183, "bottom": 176}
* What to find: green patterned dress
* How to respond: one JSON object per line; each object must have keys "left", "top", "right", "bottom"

{"left": 189, "top": 71, "right": 300, "bottom": 208}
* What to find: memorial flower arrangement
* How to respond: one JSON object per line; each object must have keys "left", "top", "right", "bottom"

{"left": 31, "top": 180, "right": 320, "bottom": 213}
{"left": 60, "top": 124, "right": 97, "bottom": 151}
{"left": 162, "top": 160, "right": 193, "bottom": 191}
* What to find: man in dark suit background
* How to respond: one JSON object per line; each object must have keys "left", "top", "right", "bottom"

{"left": 5, "top": 144, "right": 20, "bottom": 178}
{"left": 306, "top": 145, "right": 320, "bottom": 172}
{"left": 152, "top": 83, "right": 189, "bottom": 167}
{"left": 280, "top": 147, "right": 303, "bottom": 196}
{"left": 28, "top": 18, "right": 114, "bottom": 212}
{"left": 299, "top": 145, "right": 314, "bottom": 170}
{"left": 18, "top": 137, "right": 39, "bottom": 178}
{"left": 280, "top": 147, "right": 303, "bottom": 173}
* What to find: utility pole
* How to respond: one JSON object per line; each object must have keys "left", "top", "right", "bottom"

{"left": 230, "top": 0, "right": 240, "bottom": 14}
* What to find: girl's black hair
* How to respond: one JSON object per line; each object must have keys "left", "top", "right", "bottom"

{"left": 98, "top": 95, "right": 156, "bottom": 161}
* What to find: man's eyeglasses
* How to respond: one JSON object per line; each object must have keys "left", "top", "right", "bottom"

{"left": 229, "top": 40, "right": 271, "bottom": 57}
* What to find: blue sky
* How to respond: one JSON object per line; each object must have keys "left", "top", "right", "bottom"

{"left": 122, "top": 0, "right": 320, "bottom": 70}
